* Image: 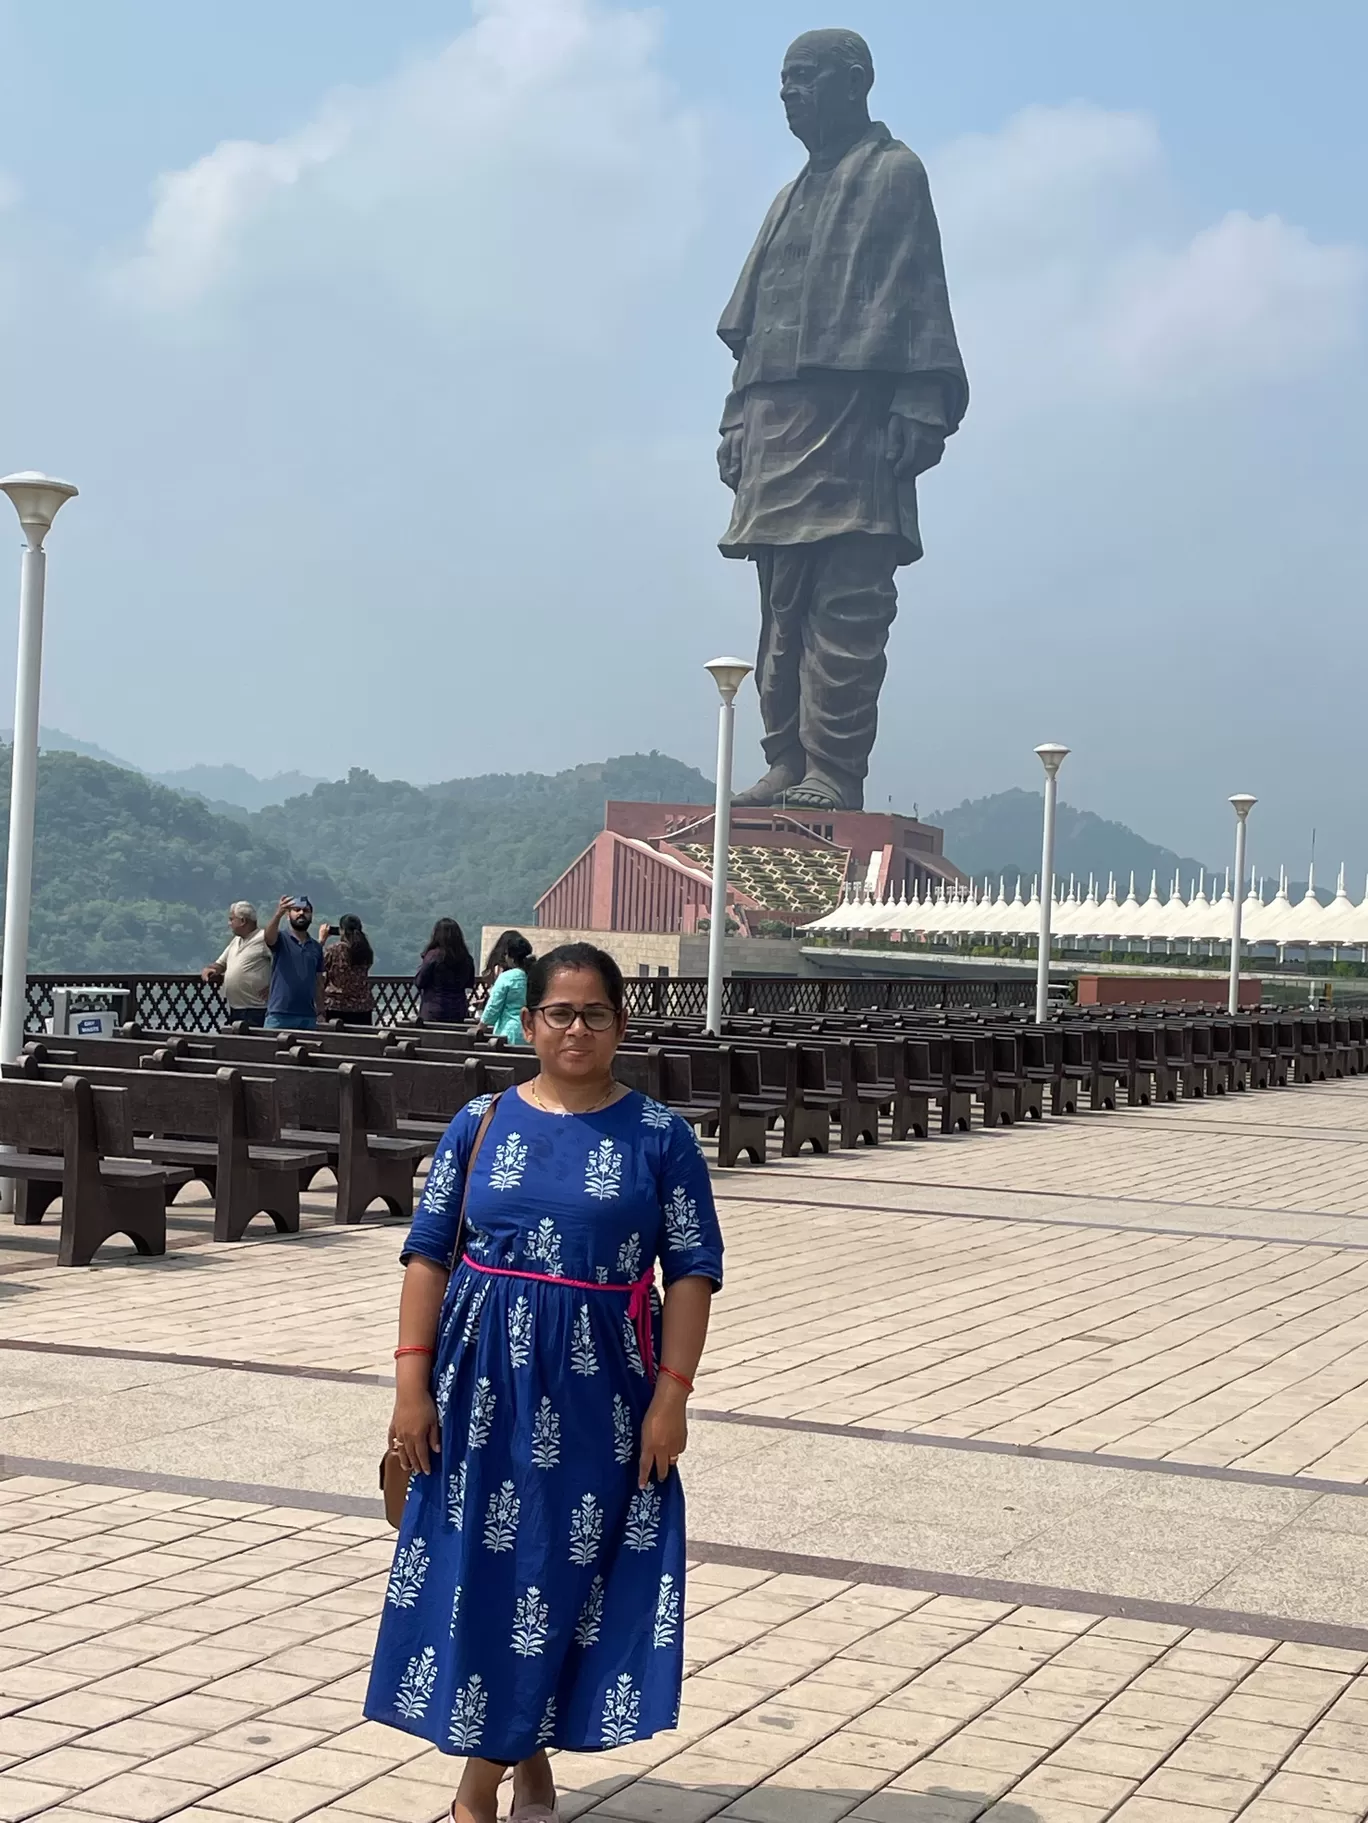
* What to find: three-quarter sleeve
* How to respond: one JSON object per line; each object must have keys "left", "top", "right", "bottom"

{"left": 400, "top": 1100, "right": 484, "bottom": 1268}
{"left": 480, "top": 974, "right": 509, "bottom": 1027}
{"left": 658, "top": 1115, "right": 724, "bottom": 1289}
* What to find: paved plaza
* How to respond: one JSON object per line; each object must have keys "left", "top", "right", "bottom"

{"left": 6, "top": 1081, "right": 1368, "bottom": 1819}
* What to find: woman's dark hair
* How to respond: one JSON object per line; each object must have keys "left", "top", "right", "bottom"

{"left": 525, "top": 942, "right": 625, "bottom": 1016}
{"left": 485, "top": 929, "right": 534, "bottom": 979}
{"left": 338, "top": 914, "right": 374, "bottom": 971}
{"left": 425, "top": 918, "right": 472, "bottom": 968}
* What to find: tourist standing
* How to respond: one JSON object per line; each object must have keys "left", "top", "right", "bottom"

{"left": 321, "top": 914, "right": 376, "bottom": 1026}
{"left": 480, "top": 930, "right": 532, "bottom": 1046}
{"left": 201, "top": 901, "right": 271, "bottom": 1028}
{"left": 262, "top": 895, "right": 325, "bottom": 1031}
{"left": 415, "top": 919, "right": 477, "bottom": 1024}
{"left": 366, "top": 942, "right": 722, "bottom": 1823}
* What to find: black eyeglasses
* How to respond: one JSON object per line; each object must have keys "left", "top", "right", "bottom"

{"left": 534, "top": 1003, "right": 618, "bottom": 1033}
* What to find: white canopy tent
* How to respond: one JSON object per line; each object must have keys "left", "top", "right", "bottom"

{"left": 808, "top": 866, "right": 1368, "bottom": 957}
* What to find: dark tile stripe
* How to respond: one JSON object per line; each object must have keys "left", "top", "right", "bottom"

{"left": 0, "top": 1337, "right": 392, "bottom": 1385}
{"left": 721, "top": 1166, "right": 1360, "bottom": 1228}
{"left": 0, "top": 1453, "right": 384, "bottom": 1517}
{"left": 687, "top": 1537, "right": 1368, "bottom": 1654}
{"left": 6, "top": 1338, "right": 1363, "bottom": 1499}
{"left": 690, "top": 1406, "right": 1368, "bottom": 1498}
{"left": 711, "top": 1185, "right": 1368, "bottom": 1252}
{"left": 3, "top": 1453, "right": 1365, "bottom": 1655}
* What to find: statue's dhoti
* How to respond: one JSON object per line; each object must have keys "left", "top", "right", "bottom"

{"left": 751, "top": 534, "right": 899, "bottom": 812}
{"left": 722, "top": 375, "right": 914, "bottom": 811}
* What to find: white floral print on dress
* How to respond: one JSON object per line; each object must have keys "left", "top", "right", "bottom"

{"left": 394, "top": 1645, "right": 437, "bottom": 1718}
{"left": 585, "top": 1136, "right": 623, "bottom": 1201}
{"left": 448, "top": 1673, "right": 488, "bottom": 1750}
{"left": 511, "top": 1585, "right": 550, "bottom": 1657}
{"left": 488, "top": 1131, "right": 528, "bottom": 1191}
{"left": 386, "top": 1537, "right": 430, "bottom": 1608}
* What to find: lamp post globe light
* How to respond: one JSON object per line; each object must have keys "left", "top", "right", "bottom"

{"left": 1228, "top": 793, "right": 1257, "bottom": 1016}
{"left": 703, "top": 657, "right": 752, "bottom": 1036}
{"left": 0, "top": 474, "right": 79, "bottom": 1076}
{"left": 1034, "top": 743, "right": 1069, "bottom": 1024}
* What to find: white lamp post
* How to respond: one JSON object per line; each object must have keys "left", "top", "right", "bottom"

{"left": 1034, "top": 743, "right": 1069, "bottom": 1022}
{"left": 703, "top": 656, "right": 752, "bottom": 1035}
{"left": 0, "top": 474, "right": 79, "bottom": 1083}
{"left": 1228, "top": 794, "right": 1256, "bottom": 1015}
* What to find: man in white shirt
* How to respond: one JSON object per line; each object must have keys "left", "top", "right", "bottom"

{"left": 202, "top": 902, "right": 272, "bottom": 1028}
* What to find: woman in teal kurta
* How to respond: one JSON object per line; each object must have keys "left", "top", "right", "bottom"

{"left": 481, "top": 932, "right": 533, "bottom": 1046}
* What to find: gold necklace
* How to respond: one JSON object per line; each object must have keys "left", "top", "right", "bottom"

{"left": 530, "top": 1077, "right": 617, "bottom": 1116}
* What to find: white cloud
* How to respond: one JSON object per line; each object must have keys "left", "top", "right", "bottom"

{"left": 110, "top": 118, "right": 347, "bottom": 311}
{"left": 106, "top": 0, "right": 703, "bottom": 347}
{"left": 1103, "top": 211, "right": 1366, "bottom": 385}
{"left": 935, "top": 103, "right": 1365, "bottom": 406}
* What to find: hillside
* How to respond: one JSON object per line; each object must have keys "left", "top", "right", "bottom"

{"left": 0, "top": 748, "right": 365, "bottom": 971}
{"left": 931, "top": 788, "right": 1214, "bottom": 891}
{"left": 152, "top": 764, "right": 327, "bottom": 812}
{"left": 251, "top": 753, "right": 714, "bottom": 968}
{"left": 0, "top": 746, "right": 1232, "bottom": 971}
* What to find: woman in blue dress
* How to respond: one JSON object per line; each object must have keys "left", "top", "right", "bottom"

{"left": 366, "top": 942, "right": 723, "bottom": 1823}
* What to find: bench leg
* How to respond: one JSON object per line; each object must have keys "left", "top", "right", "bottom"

{"left": 13, "top": 1178, "right": 61, "bottom": 1226}
{"left": 717, "top": 1112, "right": 767, "bottom": 1168}
{"left": 939, "top": 1092, "right": 972, "bottom": 1134}
{"left": 891, "top": 1093, "right": 929, "bottom": 1140}
{"left": 216, "top": 1163, "right": 303, "bottom": 1243}
{"left": 60, "top": 1182, "right": 166, "bottom": 1268}
{"left": 782, "top": 1109, "right": 830, "bottom": 1156}
{"left": 1090, "top": 1072, "right": 1118, "bottom": 1112}
{"left": 839, "top": 1104, "right": 879, "bottom": 1148}
{"left": 336, "top": 1147, "right": 415, "bottom": 1224}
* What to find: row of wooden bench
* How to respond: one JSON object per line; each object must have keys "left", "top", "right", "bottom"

{"left": 4, "top": 1002, "right": 1357, "bottom": 1265}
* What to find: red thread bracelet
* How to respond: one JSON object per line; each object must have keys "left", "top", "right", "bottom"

{"left": 394, "top": 1345, "right": 434, "bottom": 1359}
{"left": 659, "top": 1365, "right": 694, "bottom": 1394}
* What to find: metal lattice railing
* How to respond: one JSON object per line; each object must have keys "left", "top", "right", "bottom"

{"left": 6, "top": 970, "right": 1030, "bottom": 1035}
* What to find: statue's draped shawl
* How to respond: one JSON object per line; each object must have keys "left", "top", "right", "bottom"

{"left": 717, "top": 122, "right": 968, "bottom": 430}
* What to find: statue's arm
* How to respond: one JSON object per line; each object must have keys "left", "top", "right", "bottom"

{"left": 885, "top": 374, "right": 952, "bottom": 480}
{"left": 717, "top": 364, "right": 745, "bottom": 491}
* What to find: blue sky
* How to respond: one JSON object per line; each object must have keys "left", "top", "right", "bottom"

{"left": 1, "top": 0, "right": 1365, "bottom": 880}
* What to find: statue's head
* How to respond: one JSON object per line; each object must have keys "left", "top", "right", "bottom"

{"left": 780, "top": 29, "right": 874, "bottom": 150}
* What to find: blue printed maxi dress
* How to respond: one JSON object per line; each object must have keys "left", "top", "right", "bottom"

{"left": 365, "top": 1089, "right": 723, "bottom": 1763}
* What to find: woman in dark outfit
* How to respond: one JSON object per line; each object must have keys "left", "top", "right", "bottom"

{"left": 417, "top": 920, "right": 478, "bottom": 1024}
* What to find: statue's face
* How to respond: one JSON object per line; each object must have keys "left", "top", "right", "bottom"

{"left": 780, "top": 43, "right": 857, "bottom": 142}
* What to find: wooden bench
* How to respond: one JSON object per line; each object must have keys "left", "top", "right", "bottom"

{"left": 144, "top": 1054, "right": 427, "bottom": 1223}
{"left": 0, "top": 1077, "right": 191, "bottom": 1266}
{"left": 14, "top": 1050, "right": 328, "bottom": 1242}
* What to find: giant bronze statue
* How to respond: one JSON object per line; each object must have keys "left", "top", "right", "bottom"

{"left": 717, "top": 28, "right": 968, "bottom": 811}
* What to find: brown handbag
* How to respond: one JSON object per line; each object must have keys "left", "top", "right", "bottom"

{"left": 381, "top": 1093, "right": 502, "bottom": 1528}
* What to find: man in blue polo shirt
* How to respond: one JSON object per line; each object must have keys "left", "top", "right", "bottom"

{"left": 262, "top": 894, "right": 325, "bottom": 1030}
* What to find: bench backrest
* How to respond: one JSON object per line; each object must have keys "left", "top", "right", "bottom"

{"left": 0, "top": 1076, "right": 133, "bottom": 1158}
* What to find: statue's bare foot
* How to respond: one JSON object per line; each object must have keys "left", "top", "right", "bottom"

{"left": 733, "top": 759, "right": 803, "bottom": 808}
{"left": 785, "top": 776, "right": 846, "bottom": 811}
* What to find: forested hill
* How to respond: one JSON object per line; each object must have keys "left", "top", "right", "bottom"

{"left": 0, "top": 748, "right": 711, "bottom": 971}
{"left": 0, "top": 748, "right": 363, "bottom": 970}
{"left": 3, "top": 745, "right": 1223, "bottom": 970}
{"left": 931, "top": 788, "right": 1214, "bottom": 890}
{"left": 251, "top": 753, "right": 713, "bottom": 968}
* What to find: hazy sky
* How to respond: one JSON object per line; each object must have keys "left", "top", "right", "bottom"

{"left": 1, "top": 0, "right": 1365, "bottom": 881}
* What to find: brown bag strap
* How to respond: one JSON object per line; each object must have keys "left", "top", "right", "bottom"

{"left": 451, "top": 1091, "right": 502, "bottom": 1268}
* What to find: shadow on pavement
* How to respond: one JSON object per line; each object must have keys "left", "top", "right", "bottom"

{"left": 557, "top": 1776, "right": 1042, "bottom": 1820}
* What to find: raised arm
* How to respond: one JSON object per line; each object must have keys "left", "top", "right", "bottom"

{"left": 263, "top": 894, "right": 292, "bottom": 949}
